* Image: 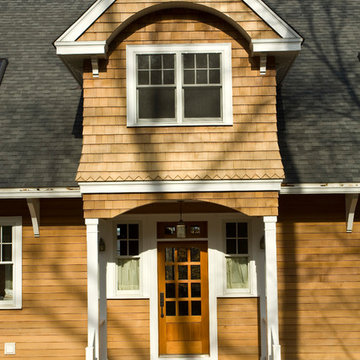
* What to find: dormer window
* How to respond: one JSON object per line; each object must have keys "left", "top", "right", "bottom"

{"left": 126, "top": 44, "right": 233, "bottom": 127}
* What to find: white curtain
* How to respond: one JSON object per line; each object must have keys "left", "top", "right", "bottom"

{"left": 117, "top": 258, "right": 139, "bottom": 291}
{"left": 226, "top": 257, "right": 248, "bottom": 289}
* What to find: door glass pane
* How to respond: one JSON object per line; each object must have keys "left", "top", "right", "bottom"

{"left": 178, "top": 301, "right": 189, "bottom": 316}
{"left": 177, "top": 248, "right": 187, "bottom": 262}
{"left": 165, "top": 248, "right": 174, "bottom": 262}
{"left": 178, "top": 283, "right": 188, "bottom": 298}
{"left": 191, "top": 301, "right": 201, "bottom": 315}
{"left": 190, "top": 247, "right": 200, "bottom": 262}
{"left": 191, "top": 283, "right": 201, "bottom": 298}
{"left": 191, "top": 265, "right": 200, "bottom": 279}
{"left": 165, "top": 265, "right": 174, "bottom": 280}
{"left": 166, "top": 301, "right": 176, "bottom": 316}
{"left": 166, "top": 283, "right": 175, "bottom": 298}
{"left": 178, "top": 265, "right": 188, "bottom": 280}
{"left": 0, "top": 264, "right": 13, "bottom": 300}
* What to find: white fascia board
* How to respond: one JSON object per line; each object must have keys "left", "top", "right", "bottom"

{"left": 0, "top": 187, "right": 81, "bottom": 199}
{"left": 55, "top": 41, "right": 107, "bottom": 56}
{"left": 56, "top": 0, "right": 116, "bottom": 42}
{"left": 79, "top": 180, "right": 282, "bottom": 194}
{"left": 243, "top": 0, "right": 302, "bottom": 39}
{"left": 281, "top": 183, "right": 360, "bottom": 194}
{"left": 251, "top": 38, "right": 302, "bottom": 54}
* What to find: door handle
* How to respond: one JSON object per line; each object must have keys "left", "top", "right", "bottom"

{"left": 160, "top": 292, "right": 165, "bottom": 318}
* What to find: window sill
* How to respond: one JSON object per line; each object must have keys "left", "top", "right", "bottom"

{"left": 108, "top": 294, "right": 149, "bottom": 300}
{"left": 127, "top": 121, "right": 232, "bottom": 128}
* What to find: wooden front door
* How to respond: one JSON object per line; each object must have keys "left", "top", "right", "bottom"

{"left": 158, "top": 242, "right": 209, "bottom": 355}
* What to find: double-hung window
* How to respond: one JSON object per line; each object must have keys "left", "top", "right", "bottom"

{"left": 126, "top": 43, "right": 232, "bottom": 126}
{"left": 225, "top": 222, "right": 249, "bottom": 291}
{"left": 116, "top": 223, "right": 140, "bottom": 293}
{"left": 0, "top": 217, "right": 22, "bottom": 309}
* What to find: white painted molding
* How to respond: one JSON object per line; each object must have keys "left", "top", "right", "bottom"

{"left": 251, "top": 38, "right": 302, "bottom": 54}
{"left": 263, "top": 215, "right": 281, "bottom": 360}
{"left": 243, "top": 0, "right": 301, "bottom": 39}
{"left": 55, "top": 41, "right": 107, "bottom": 56}
{"left": 260, "top": 55, "right": 267, "bottom": 75}
{"left": 281, "top": 183, "right": 360, "bottom": 194}
{"left": 0, "top": 187, "right": 81, "bottom": 199}
{"left": 56, "top": 0, "right": 116, "bottom": 42}
{"left": 79, "top": 180, "right": 282, "bottom": 194}
{"left": 91, "top": 58, "right": 99, "bottom": 77}
{"left": 346, "top": 194, "right": 358, "bottom": 233}
{"left": 26, "top": 199, "right": 40, "bottom": 238}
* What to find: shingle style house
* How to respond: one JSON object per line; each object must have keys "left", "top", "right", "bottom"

{"left": 0, "top": 1, "right": 359, "bottom": 359}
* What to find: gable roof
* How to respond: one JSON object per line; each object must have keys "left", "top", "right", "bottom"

{"left": 264, "top": 0, "right": 360, "bottom": 183}
{"left": 0, "top": 0, "right": 95, "bottom": 188}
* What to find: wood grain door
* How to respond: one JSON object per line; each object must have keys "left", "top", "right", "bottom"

{"left": 158, "top": 241, "right": 209, "bottom": 355}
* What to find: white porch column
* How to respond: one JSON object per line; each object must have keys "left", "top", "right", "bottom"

{"left": 264, "top": 216, "right": 281, "bottom": 360}
{"left": 86, "top": 219, "right": 100, "bottom": 360}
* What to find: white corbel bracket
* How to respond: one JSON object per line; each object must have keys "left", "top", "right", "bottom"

{"left": 91, "top": 58, "right": 99, "bottom": 78}
{"left": 260, "top": 55, "right": 267, "bottom": 75}
{"left": 346, "top": 194, "right": 358, "bottom": 233}
{"left": 26, "top": 198, "right": 40, "bottom": 238}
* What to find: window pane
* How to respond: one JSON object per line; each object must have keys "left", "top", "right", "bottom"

{"left": 163, "top": 54, "right": 174, "bottom": 69}
{"left": 226, "top": 223, "right": 236, "bottom": 238}
{"left": 119, "top": 241, "right": 127, "bottom": 256}
{"left": 150, "top": 70, "right": 162, "bottom": 85}
{"left": 150, "top": 54, "right": 161, "bottom": 69}
{"left": 238, "top": 238, "right": 248, "bottom": 254}
{"left": 138, "top": 55, "right": 149, "bottom": 70}
{"left": 226, "top": 257, "right": 248, "bottom": 289}
{"left": 226, "top": 238, "right": 236, "bottom": 254}
{"left": 138, "top": 88, "right": 175, "bottom": 119}
{"left": 129, "top": 224, "right": 139, "bottom": 239}
{"left": 238, "top": 223, "right": 248, "bottom": 237}
{"left": 196, "top": 70, "right": 207, "bottom": 84}
{"left": 138, "top": 70, "right": 149, "bottom": 85}
{"left": 184, "top": 87, "right": 221, "bottom": 118}
{"left": 2, "top": 227, "right": 12, "bottom": 243}
{"left": 129, "top": 240, "right": 139, "bottom": 256}
{"left": 117, "top": 224, "right": 127, "bottom": 239}
{"left": 209, "top": 53, "right": 220, "bottom": 68}
{"left": 0, "top": 264, "right": 13, "bottom": 300}
{"left": 209, "top": 69, "right": 220, "bottom": 84}
{"left": 117, "top": 258, "right": 139, "bottom": 290}
{"left": 163, "top": 70, "right": 174, "bottom": 85}
{"left": 196, "top": 53, "right": 207, "bottom": 68}
{"left": 2, "top": 245, "right": 12, "bottom": 262}
{"left": 183, "top": 54, "right": 194, "bottom": 69}
{"left": 184, "top": 70, "right": 195, "bottom": 84}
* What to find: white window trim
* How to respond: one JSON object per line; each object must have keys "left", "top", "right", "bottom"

{"left": 222, "top": 219, "right": 257, "bottom": 297}
{"left": 126, "top": 43, "right": 233, "bottom": 127}
{"left": 0, "top": 217, "right": 22, "bottom": 309}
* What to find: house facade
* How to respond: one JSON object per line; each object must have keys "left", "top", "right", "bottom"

{"left": 0, "top": 0, "right": 359, "bottom": 359}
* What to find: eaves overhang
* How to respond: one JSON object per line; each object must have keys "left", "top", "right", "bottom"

{"left": 281, "top": 183, "right": 360, "bottom": 194}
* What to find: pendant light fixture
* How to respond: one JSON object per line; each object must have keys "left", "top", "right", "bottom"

{"left": 176, "top": 200, "right": 186, "bottom": 238}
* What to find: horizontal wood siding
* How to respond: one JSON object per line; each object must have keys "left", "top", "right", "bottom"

{"left": 217, "top": 297, "right": 260, "bottom": 360}
{"left": 0, "top": 199, "right": 87, "bottom": 359}
{"left": 83, "top": 191, "right": 278, "bottom": 218}
{"left": 277, "top": 195, "right": 360, "bottom": 360}
{"left": 78, "top": 0, "right": 280, "bottom": 41}
{"left": 107, "top": 299, "right": 150, "bottom": 359}
{"left": 77, "top": 9, "right": 283, "bottom": 183}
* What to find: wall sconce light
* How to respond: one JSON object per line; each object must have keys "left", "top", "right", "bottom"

{"left": 99, "top": 238, "right": 106, "bottom": 252}
{"left": 259, "top": 235, "right": 265, "bottom": 250}
{"left": 176, "top": 201, "right": 186, "bottom": 238}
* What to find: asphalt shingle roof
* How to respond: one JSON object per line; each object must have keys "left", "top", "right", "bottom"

{"left": 0, "top": 0, "right": 359, "bottom": 187}
{"left": 0, "top": 0, "right": 95, "bottom": 188}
